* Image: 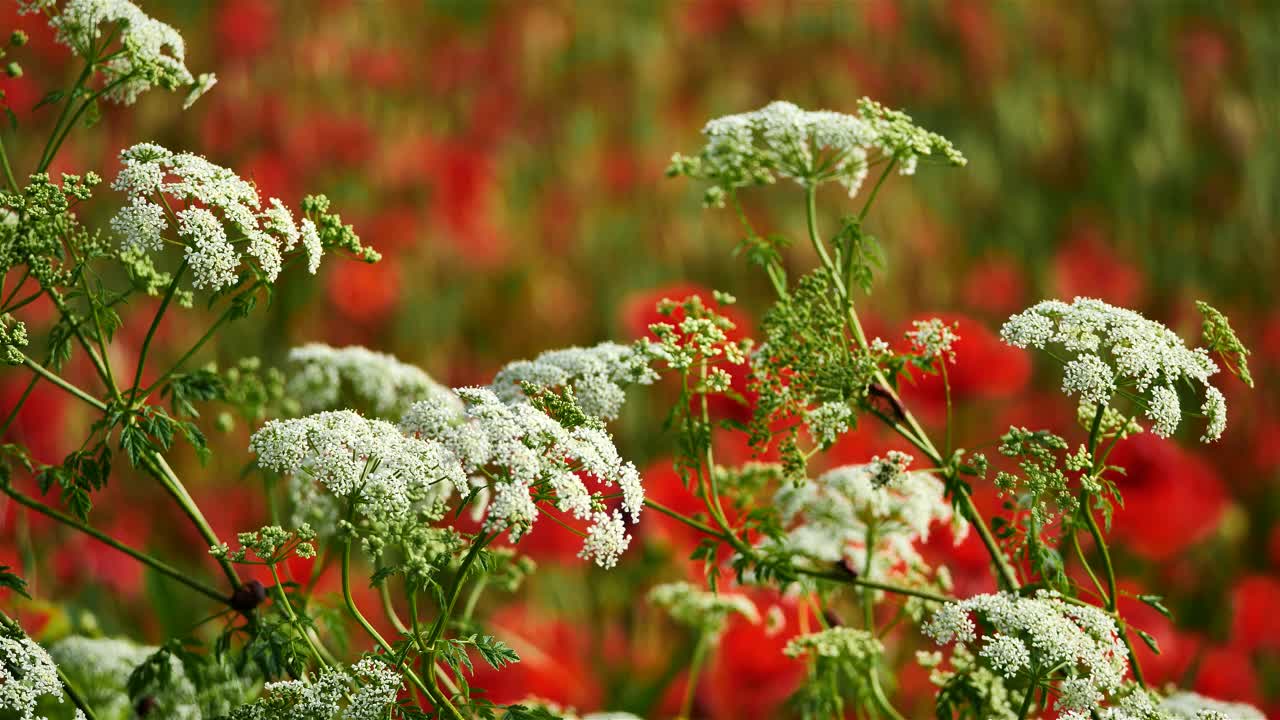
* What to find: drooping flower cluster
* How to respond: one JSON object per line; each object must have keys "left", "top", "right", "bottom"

{"left": 0, "top": 632, "right": 63, "bottom": 720}
{"left": 400, "top": 387, "right": 644, "bottom": 569}
{"left": 29, "top": 0, "right": 210, "bottom": 106}
{"left": 1001, "top": 297, "right": 1227, "bottom": 441}
{"left": 287, "top": 343, "right": 460, "bottom": 418}
{"left": 225, "top": 657, "right": 401, "bottom": 720}
{"left": 489, "top": 342, "right": 659, "bottom": 422}
{"left": 110, "top": 144, "right": 376, "bottom": 291}
{"left": 668, "top": 98, "right": 966, "bottom": 206}
{"left": 924, "top": 591, "right": 1128, "bottom": 719}
{"left": 251, "top": 410, "right": 465, "bottom": 525}
{"left": 648, "top": 581, "right": 759, "bottom": 640}
{"left": 766, "top": 461, "right": 965, "bottom": 594}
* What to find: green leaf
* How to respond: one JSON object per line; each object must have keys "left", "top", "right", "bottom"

{"left": 0, "top": 565, "right": 29, "bottom": 598}
{"left": 33, "top": 90, "right": 64, "bottom": 111}
{"left": 1138, "top": 594, "right": 1173, "bottom": 619}
{"left": 1135, "top": 628, "right": 1161, "bottom": 655}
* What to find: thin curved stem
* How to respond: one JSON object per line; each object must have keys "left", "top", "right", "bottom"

{"left": 679, "top": 632, "right": 709, "bottom": 720}
{"left": 129, "top": 261, "right": 187, "bottom": 402}
{"left": 143, "top": 453, "right": 241, "bottom": 590}
{"left": 269, "top": 563, "right": 330, "bottom": 669}
{"left": 341, "top": 539, "right": 465, "bottom": 720}
{"left": 0, "top": 483, "right": 225, "bottom": 603}
{"left": 20, "top": 353, "right": 106, "bottom": 411}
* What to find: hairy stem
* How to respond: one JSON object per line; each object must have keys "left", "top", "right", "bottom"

{"left": 142, "top": 453, "right": 241, "bottom": 589}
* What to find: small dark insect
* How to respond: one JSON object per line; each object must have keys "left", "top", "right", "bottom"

{"left": 867, "top": 382, "right": 907, "bottom": 423}
{"left": 228, "top": 579, "right": 267, "bottom": 614}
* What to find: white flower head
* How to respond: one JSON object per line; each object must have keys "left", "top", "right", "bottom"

{"left": 109, "top": 143, "right": 348, "bottom": 291}
{"left": 907, "top": 318, "right": 961, "bottom": 363}
{"left": 489, "top": 342, "right": 658, "bottom": 422}
{"left": 46, "top": 0, "right": 209, "bottom": 106}
{"left": 924, "top": 591, "right": 1129, "bottom": 717}
{"left": 766, "top": 460, "right": 964, "bottom": 594}
{"left": 401, "top": 384, "right": 644, "bottom": 570}
{"left": 1159, "top": 691, "right": 1266, "bottom": 720}
{"left": 1003, "top": 298, "right": 1226, "bottom": 442}
{"left": 287, "top": 343, "right": 460, "bottom": 419}
{"left": 0, "top": 633, "right": 63, "bottom": 720}
{"left": 649, "top": 581, "right": 759, "bottom": 640}
{"left": 251, "top": 410, "right": 464, "bottom": 525}
{"left": 670, "top": 98, "right": 965, "bottom": 206}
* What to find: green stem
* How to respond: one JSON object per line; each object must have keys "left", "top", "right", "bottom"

{"left": 679, "top": 632, "right": 709, "bottom": 720}
{"left": 857, "top": 160, "right": 897, "bottom": 223}
{"left": 129, "top": 262, "right": 187, "bottom": 402}
{"left": 20, "top": 353, "right": 106, "bottom": 411}
{"left": 140, "top": 287, "right": 257, "bottom": 398}
{"left": 341, "top": 539, "right": 465, "bottom": 720}
{"left": 1016, "top": 671, "right": 1039, "bottom": 720}
{"left": 37, "top": 58, "right": 95, "bottom": 172}
{"left": 142, "top": 453, "right": 241, "bottom": 590}
{"left": 269, "top": 563, "right": 330, "bottom": 669}
{"left": 0, "top": 133, "right": 18, "bottom": 193}
{"left": 805, "top": 185, "right": 1020, "bottom": 592}
{"left": 0, "top": 375, "right": 39, "bottom": 437}
{"left": 0, "top": 483, "right": 225, "bottom": 603}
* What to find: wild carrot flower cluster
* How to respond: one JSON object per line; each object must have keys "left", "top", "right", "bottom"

{"left": 110, "top": 144, "right": 375, "bottom": 290}
{"left": 1000, "top": 297, "right": 1227, "bottom": 441}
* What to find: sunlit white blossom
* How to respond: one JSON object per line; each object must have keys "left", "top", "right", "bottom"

{"left": 766, "top": 460, "right": 964, "bottom": 594}
{"left": 924, "top": 591, "right": 1128, "bottom": 718}
{"left": 401, "top": 387, "right": 644, "bottom": 569}
{"left": 649, "top": 581, "right": 759, "bottom": 639}
{"left": 109, "top": 143, "right": 334, "bottom": 291}
{"left": 251, "top": 410, "right": 465, "bottom": 523}
{"left": 1002, "top": 297, "right": 1225, "bottom": 441}
{"left": 1159, "top": 691, "right": 1265, "bottom": 720}
{"left": 669, "top": 98, "right": 965, "bottom": 206}
{"left": 43, "top": 0, "right": 207, "bottom": 106}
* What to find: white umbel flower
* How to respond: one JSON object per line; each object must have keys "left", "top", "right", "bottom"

{"left": 766, "top": 460, "right": 965, "bottom": 593}
{"left": 1062, "top": 353, "right": 1117, "bottom": 407}
{"left": 45, "top": 0, "right": 206, "bottom": 106}
{"left": 670, "top": 98, "right": 965, "bottom": 206}
{"left": 924, "top": 591, "right": 1128, "bottom": 718}
{"left": 1002, "top": 297, "right": 1225, "bottom": 442}
{"left": 1159, "top": 691, "right": 1266, "bottom": 720}
{"left": 489, "top": 342, "right": 658, "bottom": 422}
{"left": 649, "top": 581, "right": 759, "bottom": 639}
{"left": 109, "top": 143, "right": 330, "bottom": 291}
{"left": 401, "top": 387, "right": 644, "bottom": 569}
{"left": 0, "top": 634, "right": 63, "bottom": 720}
{"left": 230, "top": 657, "right": 402, "bottom": 720}
{"left": 287, "top": 343, "right": 460, "bottom": 418}
{"left": 251, "top": 410, "right": 465, "bottom": 523}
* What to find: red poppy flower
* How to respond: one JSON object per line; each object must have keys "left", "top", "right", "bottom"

{"left": 1104, "top": 434, "right": 1226, "bottom": 561}
{"left": 467, "top": 603, "right": 602, "bottom": 710}
{"left": 702, "top": 590, "right": 804, "bottom": 720}
{"left": 896, "top": 312, "right": 1031, "bottom": 417}
{"left": 1229, "top": 575, "right": 1280, "bottom": 655}
{"left": 1052, "top": 222, "right": 1143, "bottom": 308}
